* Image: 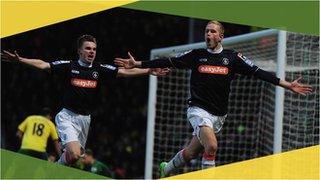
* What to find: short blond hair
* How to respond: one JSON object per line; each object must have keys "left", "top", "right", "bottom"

{"left": 207, "top": 20, "right": 224, "bottom": 34}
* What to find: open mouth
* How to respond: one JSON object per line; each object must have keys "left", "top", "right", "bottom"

{"left": 206, "top": 38, "right": 211, "bottom": 43}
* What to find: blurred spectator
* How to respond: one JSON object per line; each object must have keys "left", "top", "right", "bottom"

{"left": 71, "top": 158, "right": 85, "bottom": 170}
{"left": 82, "top": 149, "right": 114, "bottom": 178}
{"left": 16, "top": 107, "right": 61, "bottom": 160}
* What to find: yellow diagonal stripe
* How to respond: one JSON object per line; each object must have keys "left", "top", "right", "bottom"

{"left": 1, "top": 1, "right": 138, "bottom": 38}
{"left": 166, "top": 145, "right": 319, "bottom": 179}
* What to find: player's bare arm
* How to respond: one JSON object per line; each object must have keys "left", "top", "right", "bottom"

{"left": 149, "top": 68, "right": 171, "bottom": 76}
{"left": 254, "top": 66, "right": 313, "bottom": 95}
{"left": 279, "top": 77, "right": 313, "bottom": 95}
{"left": 115, "top": 52, "right": 173, "bottom": 69}
{"left": 53, "top": 140, "right": 62, "bottom": 157}
{"left": 117, "top": 67, "right": 170, "bottom": 77}
{"left": 1, "top": 50, "right": 50, "bottom": 70}
{"left": 16, "top": 130, "right": 23, "bottom": 140}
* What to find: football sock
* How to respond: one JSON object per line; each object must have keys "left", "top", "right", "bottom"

{"left": 201, "top": 152, "right": 215, "bottom": 169}
{"left": 164, "top": 149, "right": 186, "bottom": 176}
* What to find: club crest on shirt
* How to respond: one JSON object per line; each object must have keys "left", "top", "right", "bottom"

{"left": 92, "top": 71, "right": 99, "bottom": 79}
{"left": 222, "top": 58, "right": 229, "bottom": 65}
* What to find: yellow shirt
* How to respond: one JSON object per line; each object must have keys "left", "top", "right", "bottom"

{"left": 18, "top": 115, "right": 59, "bottom": 152}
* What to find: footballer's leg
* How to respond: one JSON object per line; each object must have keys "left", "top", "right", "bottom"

{"left": 199, "top": 126, "right": 217, "bottom": 169}
{"left": 57, "top": 141, "right": 82, "bottom": 165}
{"left": 160, "top": 136, "right": 202, "bottom": 177}
{"left": 65, "top": 141, "right": 82, "bottom": 164}
{"left": 55, "top": 109, "right": 86, "bottom": 166}
{"left": 57, "top": 151, "right": 67, "bottom": 165}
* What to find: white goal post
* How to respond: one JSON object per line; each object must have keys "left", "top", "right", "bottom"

{"left": 145, "top": 29, "right": 319, "bottom": 179}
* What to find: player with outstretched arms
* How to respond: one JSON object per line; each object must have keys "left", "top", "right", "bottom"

{"left": 2, "top": 35, "right": 169, "bottom": 167}
{"left": 114, "top": 20, "right": 313, "bottom": 177}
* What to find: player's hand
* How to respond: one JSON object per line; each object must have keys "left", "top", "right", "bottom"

{"left": 114, "top": 52, "right": 137, "bottom": 69}
{"left": 289, "top": 76, "right": 313, "bottom": 95}
{"left": 149, "top": 68, "right": 171, "bottom": 76}
{"left": 1, "top": 50, "right": 21, "bottom": 63}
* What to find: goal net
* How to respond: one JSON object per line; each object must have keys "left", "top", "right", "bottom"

{"left": 145, "top": 29, "right": 319, "bottom": 178}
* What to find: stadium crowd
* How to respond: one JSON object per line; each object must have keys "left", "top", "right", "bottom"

{"left": 1, "top": 8, "right": 251, "bottom": 178}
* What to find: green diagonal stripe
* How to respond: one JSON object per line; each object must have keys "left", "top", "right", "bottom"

{"left": 1, "top": 149, "right": 109, "bottom": 179}
{"left": 123, "top": 1, "right": 319, "bottom": 35}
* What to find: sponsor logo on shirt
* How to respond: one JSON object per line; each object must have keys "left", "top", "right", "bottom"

{"left": 91, "top": 167, "right": 97, "bottom": 173}
{"left": 244, "top": 59, "right": 254, "bottom": 67}
{"left": 175, "top": 50, "right": 192, "bottom": 58}
{"left": 237, "top": 53, "right": 254, "bottom": 67}
{"left": 101, "top": 64, "right": 116, "bottom": 70}
{"left": 71, "top": 70, "right": 80, "bottom": 74}
{"left": 199, "top": 58, "right": 208, "bottom": 62}
{"left": 52, "top": 60, "right": 70, "bottom": 65}
{"left": 198, "top": 65, "right": 229, "bottom": 75}
{"left": 71, "top": 78, "right": 97, "bottom": 88}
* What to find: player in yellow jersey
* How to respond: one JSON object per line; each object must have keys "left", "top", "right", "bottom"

{"left": 16, "top": 107, "right": 61, "bottom": 160}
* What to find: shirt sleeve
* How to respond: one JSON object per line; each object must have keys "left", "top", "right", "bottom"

{"left": 233, "top": 52, "right": 259, "bottom": 75}
{"left": 141, "top": 50, "right": 195, "bottom": 69}
{"left": 100, "top": 64, "right": 119, "bottom": 80}
{"left": 18, "top": 118, "right": 28, "bottom": 133}
{"left": 49, "top": 60, "right": 71, "bottom": 75}
{"left": 233, "top": 52, "right": 280, "bottom": 85}
{"left": 253, "top": 68, "right": 280, "bottom": 85}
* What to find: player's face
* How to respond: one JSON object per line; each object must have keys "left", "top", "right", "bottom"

{"left": 78, "top": 41, "right": 96, "bottom": 63}
{"left": 205, "top": 23, "right": 224, "bottom": 50}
